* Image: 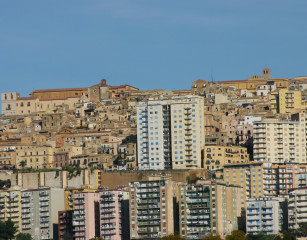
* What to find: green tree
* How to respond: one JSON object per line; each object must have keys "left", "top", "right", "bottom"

{"left": 274, "top": 236, "right": 282, "bottom": 240}
{"left": 162, "top": 235, "right": 186, "bottom": 240}
{"left": 0, "top": 219, "right": 18, "bottom": 240}
{"left": 19, "top": 160, "right": 27, "bottom": 169}
{"left": 203, "top": 234, "right": 222, "bottom": 240}
{"left": 226, "top": 230, "right": 247, "bottom": 240}
{"left": 63, "top": 232, "right": 73, "bottom": 240}
{"left": 247, "top": 234, "right": 276, "bottom": 240}
{"left": 16, "top": 233, "right": 33, "bottom": 240}
{"left": 296, "top": 222, "right": 307, "bottom": 237}
{"left": 283, "top": 232, "right": 296, "bottom": 240}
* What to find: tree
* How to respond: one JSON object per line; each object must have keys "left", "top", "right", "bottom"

{"left": 203, "top": 234, "right": 222, "bottom": 240}
{"left": 0, "top": 219, "right": 18, "bottom": 240}
{"left": 226, "top": 230, "right": 246, "bottom": 240}
{"left": 283, "top": 232, "right": 296, "bottom": 240}
{"left": 16, "top": 233, "right": 32, "bottom": 240}
{"left": 19, "top": 160, "right": 27, "bottom": 169}
{"left": 247, "top": 234, "right": 276, "bottom": 240}
{"left": 62, "top": 232, "right": 73, "bottom": 240}
{"left": 162, "top": 235, "right": 186, "bottom": 240}
{"left": 296, "top": 222, "right": 307, "bottom": 237}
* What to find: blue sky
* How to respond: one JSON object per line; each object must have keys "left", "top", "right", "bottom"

{"left": 1, "top": 0, "right": 307, "bottom": 96}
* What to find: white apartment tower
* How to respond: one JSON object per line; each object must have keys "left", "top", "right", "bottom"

{"left": 137, "top": 95, "right": 205, "bottom": 170}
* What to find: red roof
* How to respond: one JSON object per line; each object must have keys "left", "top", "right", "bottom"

{"left": 32, "top": 88, "right": 88, "bottom": 93}
{"left": 109, "top": 85, "right": 138, "bottom": 90}
{"left": 39, "top": 96, "right": 81, "bottom": 101}
{"left": 217, "top": 80, "right": 248, "bottom": 83}
{"left": 17, "top": 97, "right": 37, "bottom": 100}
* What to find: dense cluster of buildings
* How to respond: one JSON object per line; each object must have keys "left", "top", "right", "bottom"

{"left": 1, "top": 68, "right": 307, "bottom": 239}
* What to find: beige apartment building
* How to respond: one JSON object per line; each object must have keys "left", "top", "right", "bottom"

{"left": 223, "top": 162, "right": 264, "bottom": 209}
{"left": 253, "top": 119, "right": 306, "bottom": 163}
{"left": 270, "top": 88, "right": 303, "bottom": 114}
{"left": 179, "top": 180, "right": 241, "bottom": 239}
{"left": 204, "top": 145, "right": 250, "bottom": 170}
{"left": 129, "top": 177, "right": 177, "bottom": 239}
{"left": 0, "top": 187, "right": 22, "bottom": 232}
{"left": 223, "top": 162, "right": 307, "bottom": 208}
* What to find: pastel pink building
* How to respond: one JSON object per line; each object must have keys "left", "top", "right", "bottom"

{"left": 73, "top": 190, "right": 129, "bottom": 240}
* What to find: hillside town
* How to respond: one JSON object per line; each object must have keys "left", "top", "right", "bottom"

{"left": 1, "top": 68, "right": 307, "bottom": 240}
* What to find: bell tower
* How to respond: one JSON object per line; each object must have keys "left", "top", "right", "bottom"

{"left": 262, "top": 68, "right": 271, "bottom": 79}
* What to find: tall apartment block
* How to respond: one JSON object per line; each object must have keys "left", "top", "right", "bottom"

{"left": 73, "top": 190, "right": 129, "bottom": 240}
{"left": 100, "top": 190, "right": 129, "bottom": 240}
{"left": 137, "top": 95, "right": 205, "bottom": 170}
{"left": 0, "top": 187, "right": 22, "bottom": 231}
{"left": 21, "top": 188, "right": 65, "bottom": 240}
{"left": 58, "top": 210, "right": 73, "bottom": 240}
{"left": 253, "top": 119, "right": 306, "bottom": 163}
{"left": 288, "top": 187, "right": 307, "bottom": 230}
{"left": 129, "top": 178, "right": 176, "bottom": 239}
{"left": 246, "top": 197, "right": 287, "bottom": 235}
{"left": 223, "top": 162, "right": 264, "bottom": 208}
{"left": 179, "top": 181, "right": 240, "bottom": 239}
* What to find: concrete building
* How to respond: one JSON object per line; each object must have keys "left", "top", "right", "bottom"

{"left": 0, "top": 187, "right": 22, "bottom": 232}
{"left": 256, "top": 83, "right": 276, "bottom": 97}
{"left": 204, "top": 145, "right": 249, "bottom": 170}
{"left": 253, "top": 119, "right": 306, "bottom": 163}
{"left": 100, "top": 190, "right": 129, "bottom": 240}
{"left": 129, "top": 178, "right": 176, "bottom": 239}
{"left": 58, "top": 210, "right": 73, "bottom": 240}
{"left": 15, "top": 145, "right": 55, "bottom": 169}
{"left": 224, "top": 162, "right": 307, "bottom": 207}
{"left": 223, "top": 162, "right": 264, "bottom": 208}
{"left": 1, "top": 92, "right": 19, "bottom": 115}
{"left": 270, "top": 88, "right": 303, "bottom": 114}
{"left": 179, "top": 181, "right": 240, "bottom": 239}
{"left": 137, "top": 95, "right": 205, "bottom": 170}
{"left": 72, "top": 192, "right": 100, "bottom": 240}
{"left": 288, "top": 187, "right": 307, "bottom": 230}
{"left": 72, "top": 190, "right": 129, "bottom": 240}
{"left": 246, "top": 197, "right": 286, "bottom": 235}
{"left": 21, "top": 187, "right": 65, "bottom": 240}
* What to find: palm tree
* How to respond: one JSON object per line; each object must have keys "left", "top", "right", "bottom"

{"left": 19, "top": 160, "right": 27, "bottom": 169}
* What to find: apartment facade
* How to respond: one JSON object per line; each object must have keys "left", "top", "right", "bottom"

{"left": 270, "top": 88, "right": 302, "bottom": 114}
{"left": 179, "top": 181, "right": 240, "bottom": 239}
{"left": 224, "top": 162, "right": 307, "bottom": 207}
{"left": 288, "top": 187, "right": 307, "bottom": 230}
{"left": 246, "top": 197, "right": 286, "bottom": 235}
{"left": 137, "top": 95, "right": 205, "bottom": 170}
{"left": 0, "top": 187, "right": 22, "bottom": 232}
{"left": 223, "top": 163, "right": 264, "bottom": 208}
{"left": 72, "top": 190, "right": 129, "bottom": 240}
{"left": 129, "top": 178, "right": 175, "bottom": 239}
{"left": 58, "top": 210, "right": 73, "bottom": 240}
{"left": 21, "top": 188, "right": 65, "bottom": 240}
{"left": 204, "top": 145, "right": 249, "bottom": 170}
{"left": 253, "top": 119, "right": 306, "bottom": 163}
